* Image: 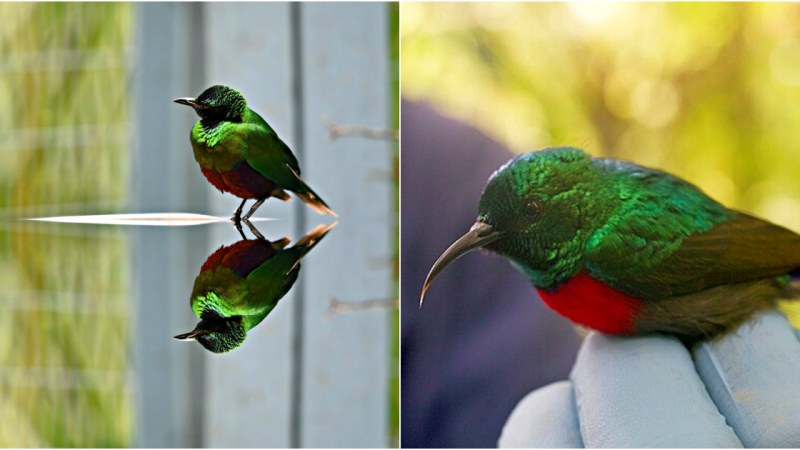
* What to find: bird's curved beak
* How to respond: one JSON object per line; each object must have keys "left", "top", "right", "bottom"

{"left": 173, "top": 330, "right": 204, "bottom": 341}
{"left": 173, "top": 98, "right": 198, "bottom": 108}
{"left": 419, "top": 221, "right": 501, "bottom": 307}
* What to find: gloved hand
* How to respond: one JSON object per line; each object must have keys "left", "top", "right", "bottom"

{"left": 499, "top": 311, "right": 800, "bottom": 448}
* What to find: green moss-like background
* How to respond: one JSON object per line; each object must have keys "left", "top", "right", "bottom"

{"left": 0, "top": 3, "right": 133, "bottom": 446}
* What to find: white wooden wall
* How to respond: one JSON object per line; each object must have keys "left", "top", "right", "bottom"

{"left": 132, "top": 3, "right": 392, "bottom": 447}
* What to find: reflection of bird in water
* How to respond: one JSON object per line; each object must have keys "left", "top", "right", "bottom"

{"left": 174, "top": 85, "right": 336, "bottom": 237}
{"left": 175, "top": 221, "right": 336, "bottom": 353}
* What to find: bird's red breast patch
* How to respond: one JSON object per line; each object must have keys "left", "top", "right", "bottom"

{"left": 536, "top": 270, "right": 643, "bottom": 335}
{"left": 201, "top": 240, "right": 276, "bottom": 277}
{"left": 200, "top": 162, "right": 277, "bottom": 199}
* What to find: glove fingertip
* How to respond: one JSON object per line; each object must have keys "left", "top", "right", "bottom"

{"left": 499, "top": 380, "right": 583, "bottom": 448}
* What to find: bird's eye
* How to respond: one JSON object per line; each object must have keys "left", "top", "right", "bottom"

{"left": 523, "top": 199, "right": 544, "bottom": 221}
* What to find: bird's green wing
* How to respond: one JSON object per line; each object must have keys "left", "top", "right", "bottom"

{"left": 234, "top": 122, "right": 305, "bottom": 190}
{"left": 239, "top": 223, "right": 333, "bottom": 329}
{"left": 239, "top": 108, "right": 301, "bottom": 176}
{"left": 237, "top": 120, "right": 336, "bottom": 215}
{"left": 586, "top": 211, "right": 800, "bottom": 300}
{"left": 241, "top": 249, "right": 304, "bottom": 329}
{"left": 243, "top": 108, "right": 297, "bottom": 165}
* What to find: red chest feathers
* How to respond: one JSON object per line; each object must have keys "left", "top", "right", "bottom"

{"left": 201, "top": 240, "right": 276, "bottom": 278}
{"left": 200, "top": 162, "right": 277, "bottom": 199}
{"left": 536, "top": 271, "right": 643, "bottom": 335}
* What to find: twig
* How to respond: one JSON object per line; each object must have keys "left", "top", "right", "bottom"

{"left": 322, "top": 117, "right": 399, "bottom": 143}
{"left": 322, "top": 296, "right": 399, "bottom": 321}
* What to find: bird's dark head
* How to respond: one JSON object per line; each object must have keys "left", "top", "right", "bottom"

{"left": 173, "top": 85, "right": 247, "bottom": 122}
{"left": 174, "top": 308, "right": 247, "bottom": 354}
{"left": 421, "top": 147, "right": 603, "bottom": 305}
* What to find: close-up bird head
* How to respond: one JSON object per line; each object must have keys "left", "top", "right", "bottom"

{"left": 174, "top": 84, "right": 248, "bottom": 122}
{"left": 174, "top": 303, "right": 247, "bottom": 354}
{"left": 421, "top": 147, "right": 606, "bottom": 305}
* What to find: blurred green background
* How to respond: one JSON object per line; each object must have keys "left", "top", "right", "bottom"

{"left": 401, "top": 1, "right": 800, "bottom": 325}
{"left": 0, "top": 3, "right": 132, "bottom": 215}
{"left": 0, "top": 3, "right": 133, "bottom": 447}
{"left": 389, "top": 2, "right": 400, "bottom": 446}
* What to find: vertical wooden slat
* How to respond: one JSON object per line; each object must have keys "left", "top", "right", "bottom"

{"left": 299, "top": 3, "right": 392, "bottom": 447}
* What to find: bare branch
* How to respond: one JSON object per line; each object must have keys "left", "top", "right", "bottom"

{"left": 322, "top": 296, "right": 399, "bottom": 321}
{"left": 322, "top": 116, "right": 399, "bottom": 143}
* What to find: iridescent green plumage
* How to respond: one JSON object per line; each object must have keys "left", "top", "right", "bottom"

{"left": 481, "top": 148, "right": 733, "bottom": 290}
{"left": 175, "top": 85, "right": 336, "bottom": 220}
{"left": 422, "top": 147, "right": 800, "bottom": 341}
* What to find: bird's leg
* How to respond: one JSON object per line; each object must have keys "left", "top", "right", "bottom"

{"left": 234, "top": 218, "right": 247, "bottom": 240}
{"left": 242, "top": 197, "right": 267, "bottom": 221}
{"left": 231, "top": 198, "right": 247, "bottom": 223}
{"left": 243, "top": 218, "right": 266, "bottom": 242}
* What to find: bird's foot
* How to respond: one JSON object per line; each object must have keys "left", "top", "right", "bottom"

{"left": 231, "top": 199, "right": 247, "bottom": 224}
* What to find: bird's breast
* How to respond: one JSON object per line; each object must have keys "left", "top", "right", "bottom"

{"left": 200, "top": 162, "right": 277, "bottom": 199}
{"left": 536, "top": 270, "right": 643, "bottom": 335}
{"left": 201, "top": 240, "right": 276, "bottom": 278}
{"left": 191, "top": 124, "right": 245, "bottom": 172}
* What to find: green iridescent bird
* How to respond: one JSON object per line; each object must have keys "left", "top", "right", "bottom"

{"left": 421, "top": 147, "right": 800, "bottom": 343}
{"left": 174, "top": 222, "right": 335, "bottom": 353}
{"left": 174, "top": 85, "right": 336, "bottom": 221}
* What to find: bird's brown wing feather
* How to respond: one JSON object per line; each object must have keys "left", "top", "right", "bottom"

{"left": 609, "top": 212, "right": 800, "bottom": 300}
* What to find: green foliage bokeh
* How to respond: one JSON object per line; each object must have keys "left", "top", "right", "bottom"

{"left": 402, "top": 1, "right": 800, "bottom": 325}
{"left": 402, "top": 2, "right": 800, "bottom": 230}
{"left": 0, "top": 3, "right": 133, "bottom": 447}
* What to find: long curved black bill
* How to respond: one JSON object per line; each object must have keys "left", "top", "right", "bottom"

{"left": 419, "top": 222, "right": 501, "bottom": 308}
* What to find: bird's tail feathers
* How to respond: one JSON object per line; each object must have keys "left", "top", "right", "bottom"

{"left": 295, "top": 191, "right": 337, "bottom": 217}
{"left": 286, "top": 164, "right": 337, "bottom": 217}
{"left": 292, "top": 222, "right": 337, "bottom": 257}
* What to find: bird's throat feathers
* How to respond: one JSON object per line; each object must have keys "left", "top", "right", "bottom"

{"left": 507, "top": 243, "right": 584, "bottom": 288}
{"left": 193, "top": 306, "right": 248, "bottom": 354}
{"left": 195, "top": 119, "right": 236, "bottom": 148}
{"left": 192, "top": 291, "right": 240, "bottom": 319}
